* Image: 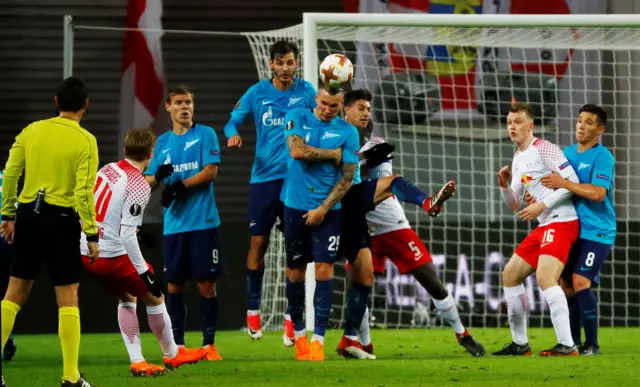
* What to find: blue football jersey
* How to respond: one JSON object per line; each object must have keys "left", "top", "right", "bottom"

{"left": 563, "top": 143, "right": 616, "bottom": 244}
{"left": 281, "top": 108, "right": 360, "bottom": 211}
{"left": 145, "top": 124, "right": 221, "bottom": 235}
{"left": 224, "top": 78, "right": 316, "bottom": 184}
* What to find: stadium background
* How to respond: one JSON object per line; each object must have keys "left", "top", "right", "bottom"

{"left": 1, "top": 0, "right": 639, "bottom": 334}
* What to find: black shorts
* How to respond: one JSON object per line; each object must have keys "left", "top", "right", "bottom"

{"left": 11, "top": 201, "right": 83, "bottom": 286}
{"left": 339, "top": 179, "right": 378, "bottom": 264}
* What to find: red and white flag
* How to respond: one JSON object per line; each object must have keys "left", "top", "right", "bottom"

{"left": 118, "top": 0, "right": 166, "bottom": 158}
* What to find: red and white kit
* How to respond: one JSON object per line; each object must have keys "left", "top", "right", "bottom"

{"left": 502, "top": 137, "right": 580, "bottom": 268}
{"left": 361, "top": 137, "right": 432, "bottom": 274}
{"left": 80, "top": 159, "right": 153, "bottom": 297}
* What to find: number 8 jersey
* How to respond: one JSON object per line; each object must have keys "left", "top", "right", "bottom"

{"left": 80, "top": 160, "right": 151, "bottom": 258}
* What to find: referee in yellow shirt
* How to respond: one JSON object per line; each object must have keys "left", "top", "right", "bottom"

{"left": 0, "top": 77, "right": 100, "bottom": 387}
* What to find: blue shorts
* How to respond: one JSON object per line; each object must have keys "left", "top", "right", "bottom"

{"left": 562, "top": 238, "right": 612, "bottom": 285}
{"left": 249, "top": 179, "right": 284, "bottom": 235}
{"left": 162, "top": 227, "right": 224, "bottom": 282}
{"left": 339, "top": 180, "right": 378, "bottom": 264}
{"left": 283, "top": 206, "right": 342, "bottom": 269}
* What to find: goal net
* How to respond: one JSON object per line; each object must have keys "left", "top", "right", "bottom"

{"left": 245, "top": 14, "right": 640, "bottom": 331}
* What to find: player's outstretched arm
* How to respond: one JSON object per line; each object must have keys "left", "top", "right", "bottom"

{"left": 541, "top": 172, "right": 607, "bottom": 202}
{"left": 287, "top": 135, "right": 342, "bottom": 164}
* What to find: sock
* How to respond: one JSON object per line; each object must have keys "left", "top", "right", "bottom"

{"left": 59, "top": 306, "right": 81, "bottom": 383}
{"left": 286, "top": 279, "right": 306, "bottom": 332}
{"left": 294, "top": 329, "right": 306, "bottom": 339}
{"left": 147, "top": 303, "right": 179, "bottom": 358}
{"left": 576, "top": 288, "right": 599, "bottom": 348}
{"left": 1, "top": 300, "right": 20, "bottom": 352}
{"left": 200, "top": 297, "right": 218, "bottom": 346}
{"left": 311, "top": 334, "right": 325, "bottom": 345}
{"left": 567, "top": 296, "right": 582, "bottom": 346}
{"left": 390, "top": 177, "right": 428, "bottom": 206}
{"left": 117, "top": 302, "right": 144, "bottom": 363}
{"left": 543, "top": 285, "right": 574, "bottom": 347}
{"left": 166, "top": 292, "right": 187, "bottom": 346}
{"left": 343, "top": 283, "right": 371, "bottom": 337}
{"left": 247, "top": 269, "right": 264, "bottom": 312}
{"left": 432, "top": 293, "right": 466, "bottom": 335}
{"left": 504, "top": 285, "right": 529, "bottom": 345}
{"left": 313, "top": 279, "right": 333, "bottom": 339}
{"left": 358, "top": 307, "right": 371, "bottom": 346}
{"left": 285, "top": 302, "right": 293, "bottom": 321}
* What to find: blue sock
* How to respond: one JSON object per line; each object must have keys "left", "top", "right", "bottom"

{"left": 286, "top": 279, "right": 306, "bottom": 332}
{"left": 247, "top": 269, "right": 264, "bottom": 311}
{"left": 313, "top": 279, "right": 333, "bottom": 338}
{"left": 576, "top": 288, "right": 599, "bottom": 348}
{"left": 390, "top": 177, "right": 428, "bottom": 206}
{"left": 343, "top": 283, "right": 371, "bottom": 337}
{"left": 167, "top": 292, "right": 187, "bottom": 346}
{"left": 200, "top": 296, "right": 218, "bottom": 346}
{"left": 567, "top": 296, "right": 582, "bottom": 346}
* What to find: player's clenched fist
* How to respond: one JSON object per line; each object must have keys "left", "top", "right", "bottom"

{"left": 227, "top": 134, "right": 243, "bottom": 148}
{"left": 497, "top": 165, "right": 511, "bottom": 188}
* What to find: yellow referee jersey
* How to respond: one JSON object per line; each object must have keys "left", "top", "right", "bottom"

{"left": 1, "top": 117, "right": 100, "bottom": 237}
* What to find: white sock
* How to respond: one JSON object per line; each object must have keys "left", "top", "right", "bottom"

{"left": 504, "top": 285, "right": 529, "bottom": 345}
{"left": 147, "top": 303, "right": 179, "bottom": 359}
{"left": 358, "top": 307, "right": 371, "bottom": 346}
{"left": 284, "top": 313, "right": 292, "bottom": 322}
{"left": 311, "top": 334, "right": 324, "bottom": 345}
{"left": 294, "top": 329, "right": 306, "bottom": 339}
{"left": 432, "top": 293, "right": 466, "bottom": 335}
{"left": 117, "top": 302, "right": 144, "bottom": 363}
{"left": 543, "top": 285, "right": 575, "bottom": 347}
{"left": 247, "top": 310, "right": 259, "bottom": 316}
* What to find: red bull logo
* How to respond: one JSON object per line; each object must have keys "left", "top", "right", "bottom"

{"left": 521, "top": 174, "right": 534, "bottom": 187}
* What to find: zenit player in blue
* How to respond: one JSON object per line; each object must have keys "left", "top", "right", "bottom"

{"left": 282, "top": 84, "right": 360, "bottom": 361}
{"left": 144, "top": 85, "right": 223, "bottom": 361}
{"left": 0, "top": 171, "right": 17, "bottom": 364}
{"left": 541, "top": 104, "right": 615, "bottom": 356}
{"left": 223, "top": 40, "right": 316, "bottom": 341}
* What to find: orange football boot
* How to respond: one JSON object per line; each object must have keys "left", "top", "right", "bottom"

{"left": 203, "top": 344, "right": 223, "bottom": 361}
{"left": 295, "top": 336, "right": 310, "bottom": 360}
{"left": 130, "top": 361, "right": 167, "bottom": 377}
{"left": 310, "top": 339, "right": 325, "bottom": 361}
{"left": 163, "top": 346, "right": 207, "bottom": 370}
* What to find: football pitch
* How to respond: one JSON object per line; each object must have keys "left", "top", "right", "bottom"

{"left": 3, "top": 328, "right": 638, "bottom": 387}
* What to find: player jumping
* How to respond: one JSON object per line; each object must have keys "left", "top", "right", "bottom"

{"left": 81, "top": 128, "right": 206, "bottom": 376}
{"left": 493, "top": 103, "right": 580, "bottom": 357}
{"left": 144, "top": 86, "right": 224, "bottom": 361}
{"left": 337, "top": 89, "right": 484, "bottom": 358}
{"left": 223, "top": 40, "right": 316, "bottom": 341}
{"left": 535, "top": 104, "right": 615, "bottom": 355}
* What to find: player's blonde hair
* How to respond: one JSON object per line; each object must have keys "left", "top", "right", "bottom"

{"left": 124, "top": 128, "right": 157, "bottom": 162}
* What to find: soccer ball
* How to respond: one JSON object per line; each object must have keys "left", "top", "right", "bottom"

{"left": 319, "top": 54, "right": 354, "bottom": 88}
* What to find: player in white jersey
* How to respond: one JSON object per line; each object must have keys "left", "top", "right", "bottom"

{"left": 493, "top": 103, "right": 580, "bottom": 357}
{"left": 80, "top": 128, "right": 205, "bottom": 377}
{"left": 338, "top": 89, "right": 485, "bottom": 358}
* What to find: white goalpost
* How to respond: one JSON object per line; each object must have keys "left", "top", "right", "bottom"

{"left": 243, "top": 13, "right": 640, "bottom": 332}
{"left": 61, "top": 12, "right": 640, "bottom": 333}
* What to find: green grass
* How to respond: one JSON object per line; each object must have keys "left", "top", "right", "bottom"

{"left": 3, "top": 328, "right": 639, "bottom": 386}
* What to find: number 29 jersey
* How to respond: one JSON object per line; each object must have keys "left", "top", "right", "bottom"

{"left": 80, "top": 160, "right": 151, "bottom": 258}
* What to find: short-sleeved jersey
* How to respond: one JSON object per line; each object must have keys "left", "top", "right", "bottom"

{"left": 145, "top": 124, "right": 221, "bottom": 235}
{"left": 224, "top": 78, "right": 316, "bottom": 184}
{"left": 282, "top": 108, "right": 360, "bottom": 211}
{"left": 564, "top": 143, "right": 616, "bottom": 244}
{"left": 361, "top": 137, "right": 411, "bottom": 236}
{"left": 0, "top": 171, "right": 3, "bottom": 217}
{"left": 510, "top": 137, "right": 578, "bottom": 226}
{"left": 80, "top": 160, "right": 150, "bottom": 257}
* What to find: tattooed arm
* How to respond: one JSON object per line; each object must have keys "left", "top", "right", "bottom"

{"left": 303, "top": 162, "right": 357, "bottom": 227}
{"left": 287, "top": 135, "right": 342, "bottom": 164}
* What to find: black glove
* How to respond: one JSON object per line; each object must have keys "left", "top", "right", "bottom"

{"left": 362, "top": 142, "right": 395, "bottom": 168}
{"left": 155, "top": 164, "right": 174, "bottom": 183}
{"left": 161, "top": 182, "right": 188, "bottom": 208}
{"left": 139, "top": 270, "right": 163, "bottom": 298}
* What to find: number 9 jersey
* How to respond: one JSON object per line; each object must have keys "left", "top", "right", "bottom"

{"left": 80, "top": 160, "right": 150, "bottom": 258}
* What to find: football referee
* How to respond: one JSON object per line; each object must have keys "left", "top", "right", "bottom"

{"left": 0, "top": 77, "right": 99, "bottom": 387}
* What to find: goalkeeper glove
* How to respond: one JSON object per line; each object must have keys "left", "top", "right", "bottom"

{"left": 161, "top": 181, "right": 188, "bottom": 208}
{"left": 139, "top": 270, "right": 163, "bottom": 298}
{"left": 362, "top": 142, "right": 395, "bottom": 168}
{"left": 155, "top": 164, "right": 174, "bottom": 183}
